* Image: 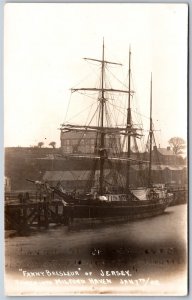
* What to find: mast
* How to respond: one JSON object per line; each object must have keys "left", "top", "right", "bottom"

{"left": 68, "top": 41, "right": 136, "bottom": 194}
{"left": 148, "top": 73, "right": 153, "bottom": 187}
{"left": 99, "top": 38, "right": 105, "bottom": 195}
{"left": 126, "top": 46, "right": 132, "bottom": 190}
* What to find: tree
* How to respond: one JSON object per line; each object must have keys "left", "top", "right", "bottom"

{"left": 49, "top": 141, "right": 56, "bottom": 149}
{"left": 37, "top": 142, "right": 44, "bottom": 148}
{"left": 168, "top": 137, "right": 186, "bottom": 155}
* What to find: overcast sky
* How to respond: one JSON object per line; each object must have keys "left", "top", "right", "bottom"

{"left": 4, "top": 3, "right": 188, "bottom": 149}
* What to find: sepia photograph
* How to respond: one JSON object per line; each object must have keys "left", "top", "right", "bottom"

{"left": 4, "top": 3, "right": 188, "bottom": 296}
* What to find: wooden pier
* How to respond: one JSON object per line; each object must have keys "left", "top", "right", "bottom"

{"left": 167, "top": 187, "right": 187, "bottom": 206}
{"left": 5, "top": 192, "right": 71, "bottom": 233}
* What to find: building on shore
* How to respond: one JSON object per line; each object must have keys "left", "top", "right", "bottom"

{"left": 60, "top": 130, "right": 121, "bottom": 155}
{"left": 5, "top": 145, "right": 187, "bottom": 191}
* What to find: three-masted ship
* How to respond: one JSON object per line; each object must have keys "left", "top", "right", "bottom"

{"left": 50, "top": 40, "right": 173, "bottom": 225}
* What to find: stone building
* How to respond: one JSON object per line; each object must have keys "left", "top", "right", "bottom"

{"left": 60, "top": 130, "right": 121, "bottom": 155}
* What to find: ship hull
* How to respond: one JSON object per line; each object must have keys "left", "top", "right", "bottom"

{"left": 62, "top": 198, "right": 172, "bottom": 226}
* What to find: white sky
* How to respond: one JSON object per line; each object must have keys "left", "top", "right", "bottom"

{"left": 4, "top": 3, "right": 188, "bottom": 148}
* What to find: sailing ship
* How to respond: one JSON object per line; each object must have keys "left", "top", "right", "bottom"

{"left": 31, "top": 41, "right": 173, "bottom": 225}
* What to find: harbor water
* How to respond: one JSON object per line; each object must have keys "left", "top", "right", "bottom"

{"left": 5, "top": 204, "right": 187, "bottom": 295}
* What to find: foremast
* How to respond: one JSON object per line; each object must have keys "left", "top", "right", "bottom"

{"left": 99, "top": 39, "right": 105, "bottom": 195}
{"left": 62, "top": 40, "right": 139, "bottom": 195}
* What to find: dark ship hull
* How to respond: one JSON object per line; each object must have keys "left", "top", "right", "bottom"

{"left": 60, "top": 192, "right": 173, "bottom": 226}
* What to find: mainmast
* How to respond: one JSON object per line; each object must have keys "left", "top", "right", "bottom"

{"left": 148, "top": 73, "right": 153, "bottom": 187}
{"left": 126, "top": 47, "right": 132, "bottom": 190}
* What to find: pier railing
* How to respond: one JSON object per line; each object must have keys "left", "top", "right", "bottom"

{"left": 5, "top": 191, "right": 42, "bottom": 204}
